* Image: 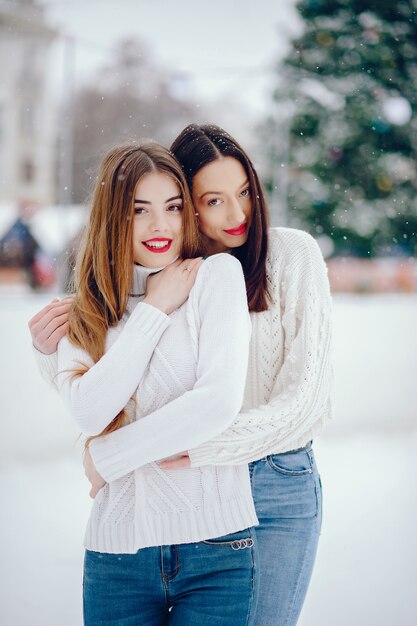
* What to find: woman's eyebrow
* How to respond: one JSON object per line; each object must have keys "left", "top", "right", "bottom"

{"left": 199, "top": 180, "right": 249, "bottom": 199}
{"left": 199, "top": 190, "right": 221, "bottom": 199}
{"left": 134, "top": 195, "right": 182, "bottom": 204}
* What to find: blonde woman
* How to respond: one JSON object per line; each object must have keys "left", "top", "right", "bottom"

{"left": 30, "top": 142, "right": 259, "bottom": 625}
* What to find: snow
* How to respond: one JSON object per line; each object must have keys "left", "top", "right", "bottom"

{"left": 382, "top": 96, "right": 412, "bottom": 126}
{"left": 299, "top": 78, "right": 345, "bottom": 111}
{"left": 0, "top": 293, "right": 416, "bottom": 625}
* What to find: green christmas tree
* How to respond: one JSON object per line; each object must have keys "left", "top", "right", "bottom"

{"left": 274, "top": 0, "right": 417, "bottom": 256}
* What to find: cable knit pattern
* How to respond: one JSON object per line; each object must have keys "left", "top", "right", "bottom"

{"left": 32, "top": 227, "right": 332, "bottom": 544}
{"left": 188, "top": 227, "right": 333, "bottom": 466}
{"left": 50, "top": 253, "right": 258, "bottom": 553}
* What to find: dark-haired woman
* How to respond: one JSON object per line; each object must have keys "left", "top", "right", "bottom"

{"left": 30, "top": 124, "right": 332, "bottom": 626}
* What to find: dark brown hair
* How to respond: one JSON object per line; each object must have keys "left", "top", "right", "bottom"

{"left": 171, "top": 124, "right": 270, "bottom": 312}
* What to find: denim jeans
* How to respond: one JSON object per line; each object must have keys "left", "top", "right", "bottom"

{"left": 249, "top": 444, "right": 322, "bottom": 626}
{"left": 83, "top": 527, "right": 258, "bottom": 626}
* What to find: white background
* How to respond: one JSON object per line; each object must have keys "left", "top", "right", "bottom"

{"left": 42, "top": 0, "right": 301, "bottom": 119}
{"left": 1, "top": 292, "right": 416, "bottom": 625}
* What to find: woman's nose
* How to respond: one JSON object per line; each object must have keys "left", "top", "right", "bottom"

{"left": 150, "top": 213, "right": 169, "bottom": 231}
{"left": 228, "top": 199, "right": 245, "bottom": 223}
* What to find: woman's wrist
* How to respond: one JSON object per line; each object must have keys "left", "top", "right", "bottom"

{"left": 143, "top": 296, "right": 170, "bottom": 315}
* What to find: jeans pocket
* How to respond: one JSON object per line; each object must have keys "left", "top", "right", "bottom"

{"left": 255, "top": 449, "right": 320, "bottom": 519}
{"left": 266, "top": 449, "right": 314, "bottom": 476}
{"left": 202, "top": 527, "right": 255, "bottom": 550}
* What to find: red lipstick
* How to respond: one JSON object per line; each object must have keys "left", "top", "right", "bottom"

{"left": 142, "top": 238, "right": 173, "bottom": 253}
{"left": 224, "top": 223, "right": 247, "bottom": 236}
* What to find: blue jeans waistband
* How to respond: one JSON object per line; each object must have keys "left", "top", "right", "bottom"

{"left": 281, "top": 440, "right": 313, "bottom": 454}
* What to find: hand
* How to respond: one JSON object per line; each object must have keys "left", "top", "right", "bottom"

{"left": 144, "top": 258, "right": 203, "bottom": 315}
{"left": 159, "top": 452, "right": 191, "bottom": 469}
{"left": 83, "top": 447, "right": 106, "bottom": 498}
{"left": 28, "top": 297, "right": 74, "bottom": 354}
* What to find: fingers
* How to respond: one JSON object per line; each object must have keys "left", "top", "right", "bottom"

{"left": 159, "top": 452, "right": 191, "bottom": 469}
{"left": 48, "top": 322, "right": 69, "bottom": 346}
{"left": 29, "top": 299, "right": 74, "bottom": 334}
{"left": 179, "top": 257, "right": 202, "bottom": 271}
{"left": 90, "top": 483, "right": 106, "bottom": 499}
{"left": 28, "top": 297, "right": 74, "bottom": 329}
{"left": 44, "top": 311, "right": 71, "bottom": 337}
{"left": 30, "top": 301, "right": 73, "bottom": 338}
{"left": 185, "top": 258, "right": 203, "bottom": 281}
{"left": 159, "top": 458, "right": 191, "bottom": 469}
{"left": 157, "top": 257, "right": 203, "bottom": 279}
{"left": 28, "top": 299, "right": 60, "bottom": 328}
{"left": 30, "top": 302, "right": 72, "bottom": 353}
{"left": 160, "top": 258, "right": 183, "bottom": 273}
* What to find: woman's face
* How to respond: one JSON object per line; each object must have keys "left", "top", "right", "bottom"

{"left": 192, "top": 157, "right": 253, "bottom": 254}
{"left": 132, "top": 172, "right": 183, "bottom": 267}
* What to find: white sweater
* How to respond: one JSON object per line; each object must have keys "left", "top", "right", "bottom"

{"left": 49, "top": 253, "right": 258, "bottom": 553}
{"left": 188, "top": 227, "right": 333, "bottom": 465}
{"left": 35, "top": 227, "right": 333, "bottom": 515}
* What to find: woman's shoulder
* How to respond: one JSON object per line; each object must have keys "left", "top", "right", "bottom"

{"left": 191, "top": 253, "right": 245, "bottom": 302}
{"left": 267, "top": 227, "right": 320, "bottom": 261}
{"left": 265, "top": 228, "right": 328, "bottom": 299}
{"left": 197, "top": 252, "right": 243, "bottom": 278}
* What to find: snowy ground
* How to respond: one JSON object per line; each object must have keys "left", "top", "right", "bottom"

{"left": 1, "top": 293, "right": 416, "bottom": 626}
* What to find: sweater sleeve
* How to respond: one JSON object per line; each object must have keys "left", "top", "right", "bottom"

{"left": 56, "top": 302, "right": 171, "bottom": 435}
{"left": 32, "top": 346, "right": 58, "bottom": 389}
{"left": 188, "top": 231, "right": 333, "bottom": 466}
{"left": 89, "top": 254, "right": 251, "bottom": 483}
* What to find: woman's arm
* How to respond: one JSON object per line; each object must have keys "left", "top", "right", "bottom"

{"left": 88, "top": 254, "right": 251, "bottom": 483}
{"left": 29, "top": 298, "right": 73, "bottom": 388}
{"left": 56, "top": 302, "right": 171, "bottom": 435}
{"left": 33, "top": 346, "right": 59, "bottom": 388}
{"left": 187, "top": 231, "right": 333, "bottom": 466}
{"left": 30, "top": 258, "right": 202, "bottom": 402}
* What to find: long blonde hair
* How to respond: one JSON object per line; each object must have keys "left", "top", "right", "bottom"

{"left": 67, "top": 142, "right": 200, "bottom": 443}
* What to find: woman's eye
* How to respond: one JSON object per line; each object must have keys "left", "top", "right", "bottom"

{"left": 208, "top": 198, "right": 222, "bottom": 207}
{"left": 134, "top": 207, "right": 146, "bottom": 215}
{"left": 240, "top": 188, "right": 250, "bottom": 197}
{"left": 167, "top": 204, "right": 183, "bottom": 212}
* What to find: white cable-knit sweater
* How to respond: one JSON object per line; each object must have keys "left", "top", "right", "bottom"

{"left": 46, "top": 253, "right": 258, "bottom": 553}
{"left": 188, "top": 227, "right": 333, "bottom": 465}
{"left": 35, "top": 227, "right": 333, "bottom": 529}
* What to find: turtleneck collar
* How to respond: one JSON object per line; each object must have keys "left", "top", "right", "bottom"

{"left": 130, "top": 257, "right": 179, "bottom": 296}
{"left": 130, "top": 264, "right": 162, "bottom": 297}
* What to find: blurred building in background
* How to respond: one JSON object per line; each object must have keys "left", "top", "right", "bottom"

{"left": 0, "top": 0, "right": 57, "bottom": 205}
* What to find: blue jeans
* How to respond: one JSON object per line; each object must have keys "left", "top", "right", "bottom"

{"left": 249, "top": 444, "right": 322, "bottom": 626}
{"left": 83, "top": 527, "right": 258, "bottom": 625}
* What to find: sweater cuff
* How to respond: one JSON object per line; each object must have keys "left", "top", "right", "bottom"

{"left": 32, "top": 345, "right": 58, "bottom": 385}
{"left": 188, "top": 444, "right": 219, "bottom": 468}
{"left": 89, "top": 435, "right": 130, "bottom": 483}
{"left": 124, "top": 302, "right": 171, "bottom": 343}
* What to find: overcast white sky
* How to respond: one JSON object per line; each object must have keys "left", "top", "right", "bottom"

{"left": 41, "top": 0, "right": 302, "bottom": 119}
